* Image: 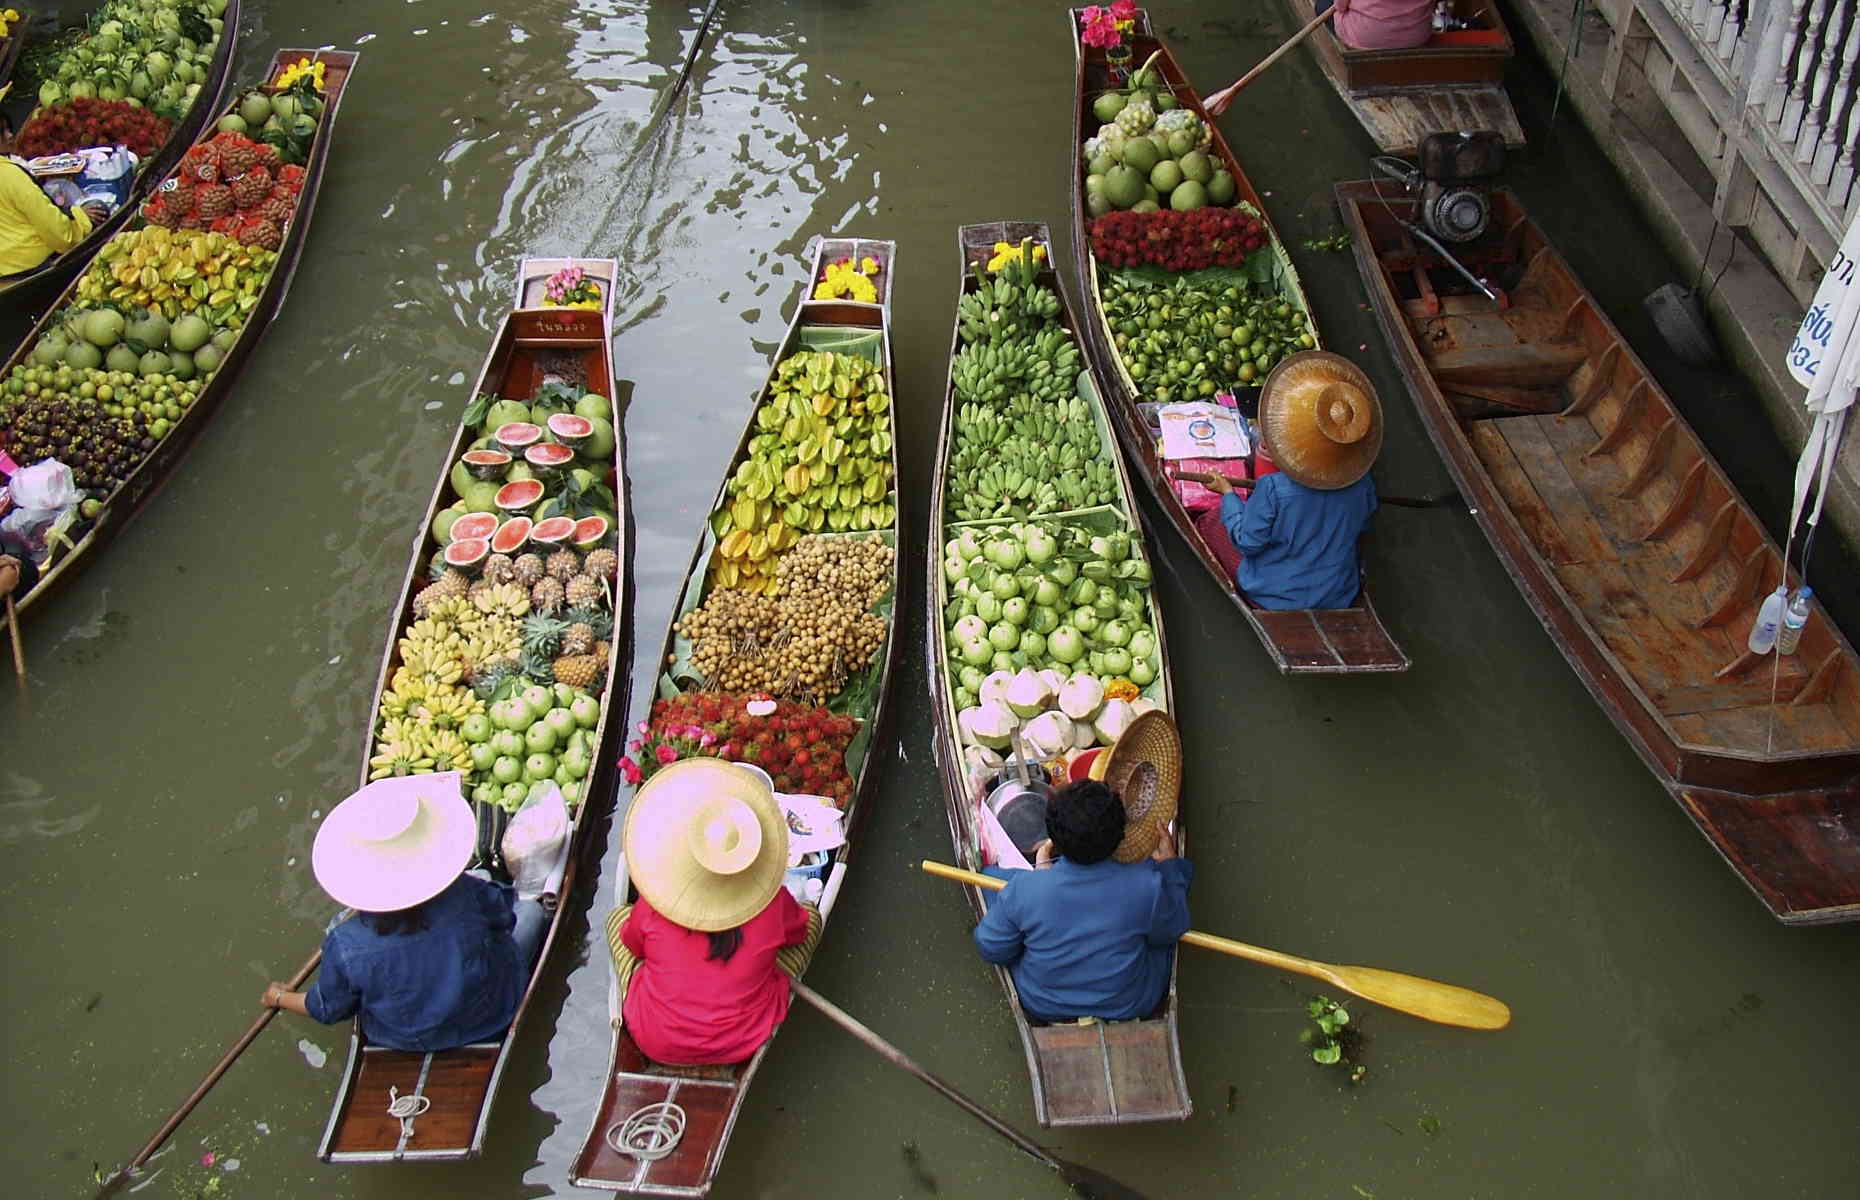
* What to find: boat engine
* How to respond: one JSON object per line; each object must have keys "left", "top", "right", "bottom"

{"left": 1376, "top": 131, "right": 1507, "bottom": 244}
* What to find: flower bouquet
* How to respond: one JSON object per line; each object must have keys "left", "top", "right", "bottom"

{"left": 542, "top": 265, "right": 604, "bottom": 310}
{"left": 813, "top": 255, "right": 881, "bottom": 303}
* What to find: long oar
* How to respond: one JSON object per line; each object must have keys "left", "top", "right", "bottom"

{"left": 790, "top": 980, "right": 1142, "bottom": 1200}
{"left": 1164, "top": 466, "right": 1462, "bottom": 510}
{"left": 0, "top": 555, "right": 24, "bottom": 679}
{"left": 93, "top": 945, "right": 325, "bottom": 1197}
{"left": 921, "top": 861, "right": 1509, "bottom": 1031}
{"left": 1202, "top": 7, "right": 1337, "bottom": 117}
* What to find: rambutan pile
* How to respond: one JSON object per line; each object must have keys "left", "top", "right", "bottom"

{"left": 1089, "top": 208, "right": 1270, "bottom": 271}
{"left": 15, "top": 99, "right": 172, "bottom": 159}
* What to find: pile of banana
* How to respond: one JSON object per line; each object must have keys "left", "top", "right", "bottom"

{"left": 369, "top": 597, "right": 515, "bottom": 780}
{"left": 949, "top": 329, "right": 1079, "bottom": 407}
{"left": 957, "top": 270, "right": 1063, "bottom": 344}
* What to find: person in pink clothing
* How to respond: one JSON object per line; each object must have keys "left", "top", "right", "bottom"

{"left": 1325, "top": 0, "right": 1435, "bottom": 50}
{"left": 604, "top": 758, "right": 821, "bottom": 1065}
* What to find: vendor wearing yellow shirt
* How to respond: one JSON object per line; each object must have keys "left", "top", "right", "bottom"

{"left": 0, "top": 113, "right": 108, "bottom": 277}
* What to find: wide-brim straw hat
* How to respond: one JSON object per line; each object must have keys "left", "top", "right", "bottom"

{"left": 1089, "top": 710, "right": 1182, "bottom": 862}
{"left": 1258, "top": 351, "right": 1383, "bottom": 490}
{"left": 312, "top": 772, "right": 478, "bottom": 913}
{"left": 624, "top": 758, "right": 790, "bottom": 932}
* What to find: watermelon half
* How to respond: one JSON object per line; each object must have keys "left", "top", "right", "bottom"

{"left": 525, "top": 441, "right": 576, "bottom": 476}
{"left": 450, "top": 512, "right": 500, "bottom": 543}
{"left": 547, "top": 412, "right": 594, "bottom": 450}
{"left": 529, "top": 515, "right": 577, "bottom": 551}
{"left": 443, "top": 537, "right": 491, "bottom": 573}
{"left": 461, "top": 448, "right": 512, "bottom": 480}
{"left": 573, "top": 515, "right": 610, "bottom": 550}
{"left": 494, "top": 479, "right": 545, "bottom": 513}
{"left": 491, "top": 516, "right": 533, "bottom": 555}
{"left": 492, "top": 422, "right": 543, "bottom": 455}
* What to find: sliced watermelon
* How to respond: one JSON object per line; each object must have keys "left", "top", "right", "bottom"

{"left": 494, "top": 479, "right": 545, "bottom": 513}
{"left": 525, "top": 441, "right": 576, "bottom": 476}
{"left": 443, "top": 537, "right": 491, "bottom": 573}
{"left": 548, "top": 412, "right": 594, "bottom": 449}
{"left": 450, "top": 512, "right": 500, "bottom": 542}
{"left": 491, "top": 516, "right": 533, "bottom": 555}
{"left": 462, "top": 448, "right": 512, "bottom": 480}
{"left": 492, "top": 422, "right": 543, "bottom": 455}
{"left": 572, "top": 515, "right": 610, "bottom": 550}
{"left": 530, "top": 515, "right": 577, "bottom": 551}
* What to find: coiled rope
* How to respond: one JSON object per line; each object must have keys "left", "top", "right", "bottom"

{"left": 605, "top": 1101, "right": 686, "bottom": 1162}
{"left": 385, "top": 1086, "right": 431, "bottom": 1140}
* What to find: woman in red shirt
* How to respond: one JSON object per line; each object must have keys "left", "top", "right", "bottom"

{"left": 604, "top": 758, "right": 820, "bottom": 1065}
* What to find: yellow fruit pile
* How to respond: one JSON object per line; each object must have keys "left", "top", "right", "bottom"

{"left": 77, "top": 228, "right": 278, "bottom": 321}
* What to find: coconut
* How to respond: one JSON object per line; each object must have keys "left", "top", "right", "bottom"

{"left": 1005, "top": 667, "right": 1053, "bottom": 719}
{"left": 978, "top": 670, "right": 1015, "bottom": 709}
{"left": 1021, "top": 711, "right": 1073, "bottom": 760}
{"left": 1072, "top": 720, "right": 1097, "bottom": 750}
{"left": 1038, "top": 668, "right": 1068, "bottom": 695}
{"left": 1130, "top": 698, "right": 1163, "bottom": 718}
{"left": 1092, "top": 698, "right": 1136, "bottom": 746}
{"left": 967, "top": 702, "right": 1017, "bottom": 750}
{"left": 1057, "top": 675, "right": 1106, "bottom": 720}
{"left": 962, "top": 744, "right": 1005, "bottom": 778}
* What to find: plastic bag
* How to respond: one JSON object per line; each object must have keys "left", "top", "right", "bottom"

{"left": 74, "top": 146, "right": 139, "bottom": 211}
{"left": 502, "top": 784, "right": 569, "bottom": 899}
{"left": 0, "top": 460, "right": 78, "bottom": 559}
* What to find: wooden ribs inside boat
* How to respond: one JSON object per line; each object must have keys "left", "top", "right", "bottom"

{"left": 1338, "top": 181, "right": 1860, "bottom": 924}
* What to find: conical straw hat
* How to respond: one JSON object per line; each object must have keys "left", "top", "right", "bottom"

{"left": 624, "top": 758, "right": 790, "bottom": 932}
{"left": 311, "top": 773, "right": 478, "bottom": 913}
{"left": 1258, "top": 351, "right": 1383, "bottom": 490}
{"left": 1089, "top": 710, "right": 1182, "bottom": 862}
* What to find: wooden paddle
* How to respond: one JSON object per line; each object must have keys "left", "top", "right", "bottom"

{"left": 1202, "top": 7, "right": 1338, "bottom": 117}
{"left": 1163, "top": 466, "right": 1463, "bottom": 510}
{"left": 0, "top": 555, "right": 23, "bottom": 679}
{"left": 790, "top": 980, "right": 1143, "bottom": 1200}
{"left": 93, "top": 944, "right": 325, "bottom": 1197}
{"left": 920, "top": 861, "right": 1510, "bottom": 1031}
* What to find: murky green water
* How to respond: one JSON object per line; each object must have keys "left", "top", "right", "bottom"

{"left": 4, "top": 1, "right": 1859, "bottom": 1196}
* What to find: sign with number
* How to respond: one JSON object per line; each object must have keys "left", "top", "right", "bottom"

{"left": 1788, "top": 216, "right": 1860, "bottom": 388}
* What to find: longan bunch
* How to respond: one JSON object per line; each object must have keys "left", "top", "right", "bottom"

{"left": 776, "top": 534, "right": 894, "bottom": 611}
{"left": 677, "top": 588, "right": 886, "bottom": 701}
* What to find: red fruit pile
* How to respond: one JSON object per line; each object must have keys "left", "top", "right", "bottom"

{"left": 141, "top": 132, "right": 305, "bottom": 251}
{"left": 1089, "top": 208, "right": 1270, "bottom": 271}
{"left": 14, "top": 98, "right": 173, "bottom": 159}
{"left": 634, "top": 692, "right": 861, "bottom": 806}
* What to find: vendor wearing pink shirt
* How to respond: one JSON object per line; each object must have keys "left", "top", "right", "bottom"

{"left": 1327, "top": 0, "right": 1434, "bottom": 51}
{"left": 604, "top": 758, "right": 821, "bottom": 1065}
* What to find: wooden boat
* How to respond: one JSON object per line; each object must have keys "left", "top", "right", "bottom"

{"left": 3, "top": 48, "right": 355, "bottom": 620}
{"left": 1287, "top": 0, "right": 1523, "bottom": 156}
{"left": 514, "top": 256, "right": 620, "bottom": 333}
{"left": 0, "top": 0, "right": 242, "bottom": 298}
{"left": 318, "top": 301, "right": 632, "bottom": 1160}
{"left": 927, "top": 220, "right": 1190, "bottom": 1126}
{"left": 0, "top": 7, "right": 30, "bottom": 91}
{"left": 569, "top": 235, "right": 903, "bottom": 1195}
{"left": 1069, "top": 9, "right": 1409, "bottom": 674}
{"left": 1336, "top": 180, "right": 1860, "bottom": 925}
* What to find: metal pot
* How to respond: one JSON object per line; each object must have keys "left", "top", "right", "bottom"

{"left": 986, "top": 772, "right": 1053, "bottom": 857}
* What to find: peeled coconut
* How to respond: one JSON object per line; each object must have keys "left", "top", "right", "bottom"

{"left": 1020, "top": 711, "right": 1073, "bottom": 761}
{"left": 1038, "top": 668, "right": 1068, "bottom": 695}
{"left": 965, "top": 702, "right": 1017, "bottom": 750}
{"left": 1131, "top": 698, "right": 1163, "bottom": 718}
{"left": 1072, "top": 720, "right": 1097, "bottom": 750}
{"left": 1058, "top": 675, "right": 1106, "bottom": 721}
{"left": 1093, "top": 698, "right": 1137, "bottom": 746}
{"left": 963, "top": 744, "right": 1004, "bottom": 777}
{"left": 1005, "top": 668, "right": 1053, "bottom": 719}
{"left": 978, "top": 670, "right": 1015, "bottom": 709}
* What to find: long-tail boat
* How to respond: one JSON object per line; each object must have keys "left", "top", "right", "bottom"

{"left": 0, "top": 0, "right": 243, "bottom": 298}
{"left": 1069, "top": 8, "right": 1409, "bottom": 674}
{"left": 1286, "top": 0, "right": 1523, "bottom": 156}
{"left": 569, "top": 235, "right": 904, "bottom": 1195}
{"left": 1336, "top": 180, "right": 1860, "bottom": 925}
{"left": 514, "top": 256, "right": 621, "bottom": 333}
{"left": 318, "top": 300, "right": 632, "bottom": 1160}
{"left": 927, "top": 220, "right": 1190, "bottom": 1126}
{"left": 1, "top": 48, "right": 354, "bottom": 619}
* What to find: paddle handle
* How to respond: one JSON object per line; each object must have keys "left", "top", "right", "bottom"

{"left": 790, "top": 979, "right": 1065, "bottom": 1177}
{"left": 102, "top": 946, "right": 323, "bottom": 1192}
{"left": 5, "top": 593, "right": 21, "bottom": 679}
{"left": 1203, "top": 7, "right": 1337, "bottom": 116}
{"left": 1165, "top": 466, "right": 1255, "bottom": 490}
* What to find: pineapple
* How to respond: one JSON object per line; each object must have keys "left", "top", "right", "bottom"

{"left": 521, "top": 612, "right": 569, "bottom": 662}
{"left": 550, "top": 652, "right": 603, "bottom": 690}
{"left": 520, "top": 650, "right": 556, "bottom": 683}
{"left": 564, "top": 573, "right": 602, "bottom": 609}
{"left": 484, "top": 553, "right": 517, "bottom": 585}
{"left": 546, "top": 549, "right": 580, "bottom": 582}
{"left": 514, "top": 553, "right": 546, "bottom": 586}
{"left": 531, "top": 576, "right": 566, "bottom": 615}
{"left": 411, "top": 569, "right": 468, "bottom": 617}
{"left": 564, "top": 604, "right": 613, "bottom": 644}
{"left": 560, "top": 622, "right": 595, "bottom": 658}
{"left": 470, "top": 656, "right": 522, "bottom": 700}
{"left": 583, "top": 548, "right": 618, "bottom": 581}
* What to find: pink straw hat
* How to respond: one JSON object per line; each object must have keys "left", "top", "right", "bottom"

{"left": 311, "top": 773, "right": 478, "bottom": 912}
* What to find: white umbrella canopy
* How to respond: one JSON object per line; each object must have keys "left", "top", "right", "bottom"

{"left": 1785, "top": 214, "right": 1860, "bottom": 536}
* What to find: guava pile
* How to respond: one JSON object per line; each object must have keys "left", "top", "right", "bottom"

{"left": 27, "top": 0, "right": 228, "bottom": 121}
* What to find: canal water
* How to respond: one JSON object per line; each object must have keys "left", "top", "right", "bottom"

{"left": 4, "top": 1, "right": 1858, "bottom": 1196}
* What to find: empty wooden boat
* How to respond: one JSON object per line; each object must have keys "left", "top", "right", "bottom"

{"left": 569, "top": 235, "right": 904, "bottom": 1195}
{"left": 2, "top": 48, "right": 356, "bottom": 620}
{"left": 1337, "top": 180, "right": 1860, "bottom": 925}
{"left": 1069, "top": 7, "right": 1409, "bottom": 673}
{"left": 0, "top": 0, "right": 243, "bottom": 298}
{"left": 1287, "top": 0, "right": 1523, "bottom": 156}
{"left": 318, "top": 300, "right": 631, "bottom": 1160}
{"left": 927, "top": 220, "right": 1190, "bottom": 1127}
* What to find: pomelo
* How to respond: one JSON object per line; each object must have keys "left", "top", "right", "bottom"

{"left": 168, "top": 350, "right": 196, "bottom": 380}
{"left": 1178, "top": 150, "right": 1213, "bottom": 185}
{"left": 582, "top": 415, "right": 616, "bottom": 462}
{"left": 238, "top": 90, "right": 272, "bottom": 126}
{"left": 193, "top": 344, "right": 225, "bottom": 375}
{"left": 430, "top": 503, "right": 466, "bottom": 543}
{"left": 1132, "top": 199, "right": 1161, "bottom": 213}
{"left": 1206, "top": 169, "right": 1236, "bottom": 205}
{"left": 461, "top": 480, "right": 502, "bottom": 514}
{"left": 486, "top": 398, "right": 531, "bottom": 430}
{"left": 494, "top": 479, "right": 545, "bottom": 513}
{"left": 1092, "top": 91, "right": 1127, "bottom": 123}
{"left": 451, "top": 512, "right": 500, "bottom": 542}
{"left": 1166, "top": 130, "right": 1195, "bottom": 158}
{"left": 443, "top": 537, "right": 491, "bottom": 573}
{"left": 491, "top": 516, "right": 533, "bottom": 555}
{"left": 170, "top": 314, "right": 210, "bottom": 353}
{"left": 128, "top": 310, "right": 170, "bottom": 348}
{"left": 1102, "top": 164, "right": 1144, "bottom": 210}
{"left": 1086, "top": 191, "right": 1113, "bottom": 218}
{"left": 1150, "top": 160, "right": 1183, "bottom": 194}
{"left": 450, "top": 458, "right": 476, "bottom": 497}
{"left": 1169, "top": 180, "right": 1208, "bottom": 212}
{"left": 573, "top": 392, "right": 610, "bottom": 422}
{"left": 1119, "top": 136, "right": 1160, "bottom": 175}
{"left": 65, "top": 342, "right": 103, "bottom": 370}
{"left": 1088, "top": 152, "right": 1115, "bottom": 176}
{"left": 83, "top": 309, "right": 126, "bottom": 346}
{"left": 106, "top": 344, "right": 140, "bottom": 373}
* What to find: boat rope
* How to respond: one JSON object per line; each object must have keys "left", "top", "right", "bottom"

{"left": 385, "top": 1086, "right": 431, "bottom": 1141}
{"left": 606, "top": 1101, "right": 686, "bottom": 1162}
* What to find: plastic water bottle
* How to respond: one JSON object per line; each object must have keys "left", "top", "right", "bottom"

{"left": 1748, "top": 586, "right": 1787, "bottom": 654}
{"left": 1777, "top": 587, "right": 1813, "bottom": 656}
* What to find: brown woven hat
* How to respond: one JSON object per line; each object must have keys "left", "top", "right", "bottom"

{"left": 1258, "top": 351, "right": 1383, "bottom": 490}
{"left": 1088, "top": 710, "right": 1182, "bottom": 862}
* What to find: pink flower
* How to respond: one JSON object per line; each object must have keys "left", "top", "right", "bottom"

{"left": 628, "top": 738, "right": 642, "bottom": 754}
{"left": 201, "top": 1153, "right": 217, "bottom": 1167}
{"left": 699, "top": 731, "right": 716, "bottom": 747}
{"left": 619, "top": 757, "right": 642, "bottom": 785}
{"left": 1110, "top": 0, "right": 1138, "bottom": 20}
{"left": 654, "top": 744, "right": 678, "bottom": 765}
{"left": 1081, "top": 11, "right": 1122, "bottom": 48}
{"left": 636, "top": 722, "right": 649, "bottom": 735}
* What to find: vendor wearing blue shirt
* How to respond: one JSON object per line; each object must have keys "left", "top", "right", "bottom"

{"left": 975, "top": 779, "right": 1192, "bottom": 1023}
{"left": 261, "top": 778, "right": 548, "bottom": 1052}
{"left": 1203, "top": 351, "right": 1383, "bottom": 611}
